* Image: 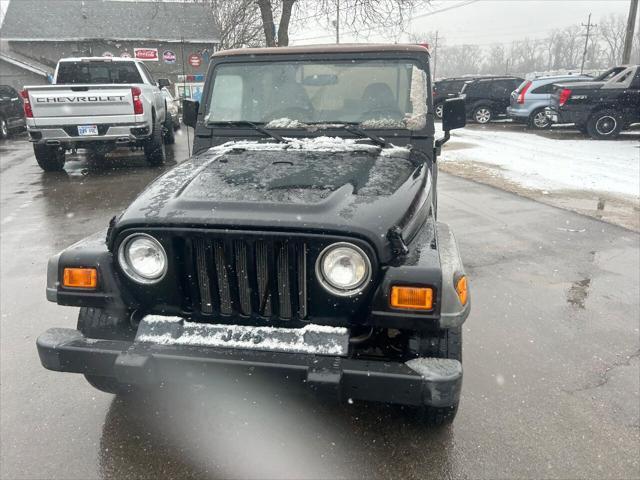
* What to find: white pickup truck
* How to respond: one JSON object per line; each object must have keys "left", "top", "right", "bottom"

{"left": 22, "top": 57, "right": 173, "bottom": 171}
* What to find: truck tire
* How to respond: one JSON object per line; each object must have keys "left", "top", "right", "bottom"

{"left": 528, "top": 108, "right": 550, "bottom": 129}
{"left": 77, "top": 307, "right": 135, "bottom": 394}
{"left": 144, "top": 118, "right": 166, "bottom": 166}
{"left": 408, "top": 327, "right": 462, "bottom": 426}
{"left": 586, "top": 109, "right": 623, "bottom": 140}
{"left": 0, "top": 117, "right": 8, "bottom": 139}
{"left": 34, "top": 144, "right": 65, "bottom": 172}
{"left": 163, "top": 114, "right": 175, "bottom": 145}
{"left": 472, "top": 105, "right": 492, "bottom": 124}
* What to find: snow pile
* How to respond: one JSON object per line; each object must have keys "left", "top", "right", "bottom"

{"left": 265, "top": 118, "right": 308, "bottom": 128}
{"left": 440, "top": 125, "right": 640, "bottom": 199}
{"left": 136, "top": 315, "right": 350, "bottom": 356}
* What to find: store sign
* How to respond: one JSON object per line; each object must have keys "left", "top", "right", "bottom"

{"left": 102, "top": 51, "right": 114, "bottom": 58}
{"left": 120, "top": 51, "right": 132, "bottom": 58}
{"left": 134, "top": 48, "right": 159, "bottom": 61}
{"left": 188, "top": 53, "right": 202, "bottom": 67}
{"left": 163, "top": 50, "right": 176, "bottom": 64}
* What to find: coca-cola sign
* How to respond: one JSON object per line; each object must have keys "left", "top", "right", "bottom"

{"left": 134, "top": 48, "right": 159, "bottom": 61}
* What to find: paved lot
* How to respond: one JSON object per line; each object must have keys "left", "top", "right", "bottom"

{"left": 1, "top": 130, "right": 638, "bottom": 479}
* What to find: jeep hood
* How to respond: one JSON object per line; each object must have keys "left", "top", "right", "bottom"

{"left": 114, "top": 138, "right": 432, "bottom": 262}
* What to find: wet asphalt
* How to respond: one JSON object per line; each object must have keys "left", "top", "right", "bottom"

{"left": 0, "top": 128, "right": 638, "bottom": 480}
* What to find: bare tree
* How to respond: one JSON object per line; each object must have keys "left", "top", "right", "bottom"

{"left": 599, "top": 14, "right": 626, "bottom": 65}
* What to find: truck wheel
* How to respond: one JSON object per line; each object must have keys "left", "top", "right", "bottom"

{"left": 408, "top": 327, "right": 462, "bottom": 426}
{"left": 472, "top": 105, "right": 492, "bottom": 124}
{"left": 0, "top": 118, "right": 8, "bottom": 139}
{"left": 586, "top": 110, "right": 623, "bottom": 140}
{"left": 163, "top": 115, "right": 175, "bottom": 145}
{"left": 144, "top": 119, "right": 166, "bottom": 166}
{"left": 528, "top": 109, "right": 550, "bottom": 129}
{"left": 434, "top": 103, "right": 443, "bottom": 119}
{"left": 34, "top": 144, "right": 65, "bottom": 172}
{"left": 84, "top": 375, "right": 133, "bottom": 395}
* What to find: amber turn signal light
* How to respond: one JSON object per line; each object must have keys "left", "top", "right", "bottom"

{"left": 63, "top": 268, "right": 97, "bottom": 289}
{"left": 456, "top": 276, "right": 468, "bottom": 306}
{"left": 390, "top": 286, "right": 433, "bottom": 310}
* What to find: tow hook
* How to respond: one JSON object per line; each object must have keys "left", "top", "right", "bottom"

{"left": 387, "top": 226, "right": 409, "bottom": 257}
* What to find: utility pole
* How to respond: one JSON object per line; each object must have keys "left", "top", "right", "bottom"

{"left": 432, "top": 31, "right": 439, "bottom": 80}
{"left": 622, "top": 0, "right": 638, "bottom": 63}
{"left": 335, "top": 0, "right": 340, "bottom": 44}
{"left": 580, "top": 13, "right": 596, "bottom": 74}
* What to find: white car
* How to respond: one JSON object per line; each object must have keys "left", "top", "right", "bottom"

{"left": 22, "top": 57, "right": 173, "bottom": 171}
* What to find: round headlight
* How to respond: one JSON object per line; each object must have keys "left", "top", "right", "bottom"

{"left": 118, "top": 234, "right": 167, "bottom": 284}
{"left": 316, "top": 242, "right": 371, "bottom": 296}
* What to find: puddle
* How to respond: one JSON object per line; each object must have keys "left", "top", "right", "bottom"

{"left": 567, "top": 278, "right": 591, "bottom": 309}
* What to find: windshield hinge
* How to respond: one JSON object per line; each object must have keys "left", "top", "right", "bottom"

{"left": 387, "top": 226, "right": 409, "bottom": 257}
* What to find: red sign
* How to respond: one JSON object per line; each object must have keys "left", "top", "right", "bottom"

{"left": 134, "top": 48, "right": 159, "bottom": 61}
{"left": 188, "top": 53, "right": 202, "bottom": 67}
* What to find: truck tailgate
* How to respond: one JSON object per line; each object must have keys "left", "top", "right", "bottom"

{"left": 26, "top": 85, "right": 136, "bottom": 122}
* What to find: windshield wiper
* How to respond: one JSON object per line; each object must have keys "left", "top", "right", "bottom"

{"left": 208, "top": 121, "right": 288, "bottom": 143}
{"left": 341, "top": 125, "right": 388, "bottom": 147}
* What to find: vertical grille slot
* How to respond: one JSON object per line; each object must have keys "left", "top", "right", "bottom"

{"left": 194, "top": 239, "right": 213, "bottom": 314}
{"left": 214, "top": 240, "right": 233, "bottom": 315}
{"left": 190, "top": 236, "right": 307, "bottom": 321}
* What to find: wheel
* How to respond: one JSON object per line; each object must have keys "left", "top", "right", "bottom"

{"left": 163, "top": 114, "right": 175, "bottom": 145}
{"left": 84, "top": 374, "right": 133, "bottom": 395}
{"left": 144, "top": 117, "right": 166, "bottom": 165}
{"left": 34, "top": 144, "right": 65, "bottom": 171}
{"left": 434, "top": 103, "right": 443, "bottom": 119}
{"left": 528, "top": 109, "right": 550, "bottom": 129}
{"left": 407, "top": 327, "right": 462, "bottom": 426}
{"left": 586, "top": 109, "right": 623, "bottom": 140}
{"left": 0, "top": 117, "right": 8, "bottom": 139}
{"left": 472, "top": 105, "right": 492, "bottom": 124}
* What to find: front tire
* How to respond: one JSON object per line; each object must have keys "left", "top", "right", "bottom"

{"left": 473, "top": 105, "right": 493, "bottom": 124}
{"left": 0, "top": 117, "right": 8, "bottom": 139}
{"left": 34, "top": 144, "right": 65, "bottom": 171}
{"left": 586, "top": 110, "right": 623, "bottom": 140}
{"left": 144, "top": 117, "right": 166, "bottom": 166}
{"left": 434, "top": 103, "right": 443, "bottom": 119}
{"left": 528, "top": 109, "right": 550, "bottom": 129}
{"left": 407, "top": 327, "right": 462, "bottom": 426}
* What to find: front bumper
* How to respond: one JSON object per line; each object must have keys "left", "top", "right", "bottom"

{"left": 37, "top": 327, "right": 462, "bottom": 407}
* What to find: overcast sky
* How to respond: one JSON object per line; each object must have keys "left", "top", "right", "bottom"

{"left": 0, "top": 0, "right": 634, "bottom": 47}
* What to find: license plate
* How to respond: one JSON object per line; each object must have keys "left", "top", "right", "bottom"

{"left": 77, "top": 125, "right": 98, "bottom": 136}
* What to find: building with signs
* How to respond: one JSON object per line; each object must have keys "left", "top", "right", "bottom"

{"left": 0, "top": 0, "right": 219, "bottom": 97}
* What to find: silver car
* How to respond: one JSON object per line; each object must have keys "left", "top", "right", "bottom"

{"left": 507, "top": 74, "right": 591, "bottom": 129}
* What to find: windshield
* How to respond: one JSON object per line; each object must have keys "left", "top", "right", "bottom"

{"left": 206, "top": 60, "right": 428, "bottom": 130}
{"left": 56, "top": 61, "right": 143, "bottom": 84}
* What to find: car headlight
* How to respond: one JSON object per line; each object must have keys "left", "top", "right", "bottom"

{"left": 316, "top": 242, "right": 371, "bottom": 296}
{"left": 118, "top": 234, "right": 167, "bottom": 284}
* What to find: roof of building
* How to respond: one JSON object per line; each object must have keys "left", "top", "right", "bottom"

{"left": 0, "top": 41, "right": 52, "bottom": 77}
{"left": 214, "top": 43, "right": 430, "bottom": 57}
{"left": 0, "top": 0, "right": 220, "bottom": 43}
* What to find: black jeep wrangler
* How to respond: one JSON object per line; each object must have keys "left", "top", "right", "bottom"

{"left": 37, "top": 44, "right": 469, "bottom": 425}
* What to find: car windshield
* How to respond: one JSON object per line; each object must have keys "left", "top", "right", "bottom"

{"left": 56, "top": 61, "right": 143, "bottom": 84}
{"left": 206, "top": 59, "right": 428, "bottom": 130}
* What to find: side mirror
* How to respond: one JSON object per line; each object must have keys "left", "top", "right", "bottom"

{"left": 157, "top": 78, "right": 171, "bottom": 89}
{"left": 442, "top": 97, "right": 466, "bottom": 131}
{"left": 182, "top": 99, "right": 199, "bottom": 128}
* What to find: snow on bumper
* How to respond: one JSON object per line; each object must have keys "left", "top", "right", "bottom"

{"left": 36, "top": 326, "right": 462, "bottom": 407}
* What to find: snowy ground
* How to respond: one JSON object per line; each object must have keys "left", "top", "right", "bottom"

{"left": 439, "top": 123, "right": 639, "bottom": 199}
{"left": 438, "top": 123, "right": 640, "bottom": 230}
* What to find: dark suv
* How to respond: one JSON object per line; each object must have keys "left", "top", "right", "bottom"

{"left": 0, "top": 85, "right": 26, "bottom": 139}
{"left": 461, "top": 76, "right": 524, "bottom": 123}
{"left": 433, "top": 77, "right": 469, "bottom": 119}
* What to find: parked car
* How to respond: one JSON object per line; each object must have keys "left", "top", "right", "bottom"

{"left": 22, "top": 57, "right": 173, "bottom": 171}
{"left": 36, "top": 44, "right": 471, "bottom": 426}
{"left": 433, "top": 77, "right": 471, "bottom": 119}
{"left": 546, "top": 65, "right": 640, "bottom": 139}
{"left": 0, "top": 85, "right": 26, "bottom": 139}
{"left": 162, "top": 88, "right": 181, "bottom": 131}
{"left": 506, "top": 74, "right": 592, "bottom": 129}
{"left": 460, "top": 76, "right": 524, "bottom": 123}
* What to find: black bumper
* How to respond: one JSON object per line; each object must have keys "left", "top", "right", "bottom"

{"left": 37, "top": 328, "right": 462, "bottom": 408}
